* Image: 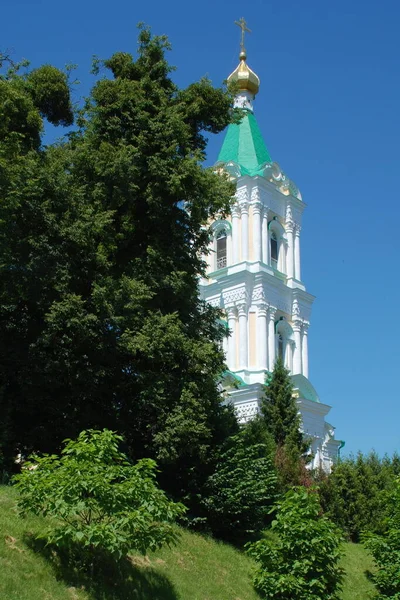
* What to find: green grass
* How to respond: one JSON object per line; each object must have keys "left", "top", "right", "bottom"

{"left": 0, "top": 484, "right": 378, "bottom": 600}
{"left": 340, "top": 541, "right": 377, "bottom": 600}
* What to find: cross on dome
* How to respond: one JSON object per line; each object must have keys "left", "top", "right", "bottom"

{"left": 234, "top": 17, "right": 251, "bottom": 58}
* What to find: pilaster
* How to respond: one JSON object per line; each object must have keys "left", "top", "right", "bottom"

{"left": 293, "top": 319, "right": 302, "bottom": 375}
{"left": 231, "top": 205, "right": 240, "bottom": 265}
{"left": 226, "top": 306, "right": 237, "bottom": 370}
{"left": 294, "top": 224, "right": 301, "bottom": 281}
{"left": 257, "top": 301, "right": 268, "bottom": 370}
{"left": 302, "top": 320, "right": 309, "bottom": 378}
{"left": 237, "top": 302, "right": 248, "bottom": 369}
{"left": 268, "top": 306, "right": 277, "bottom": 371}
{"left": 262, "top": 206, "right": 269, "bottom": 265}
{"left": 240, "top": 202, "right": 249, "bottom": 261}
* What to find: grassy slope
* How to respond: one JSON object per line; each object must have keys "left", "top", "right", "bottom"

{"left": 0, "top": 485, "right": 376, "bottom": 600}
{"left": 340, "top": 542, "right": 376, "bottom": 600}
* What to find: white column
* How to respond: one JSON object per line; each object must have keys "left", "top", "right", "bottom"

{"left": 302, "top": 321, "right": 309, "bottom": 378}
{"left": 253, "top": 201, "right": 262, "bottom": 262}
{"left": 257, "top": 302, "right": 268, "bottom": 370}
{"left": 268, "top": 307, "right": 277, "bottom": 372}
{"left": 286, "top": 223, "right": 294, "bottom": 278}
{"left": 262, "top": 207, "right": 269, "bottom": 265}
{"left": 293, "top": 320, "right": 302, "bottom": 375}
{"left": 294, "top": 225, "right": 301, "bottom": 281}
{"left": 241, "top": 202, "right": 249, "bottom": 262}
{"left": 226, "top": 307, "right": 237, "bottom": 371}
{"left": 237, "top": 303, "right": 248, "bottom": 369}
{"left": 231, "top": 205, "right": 240, "bottom": 265}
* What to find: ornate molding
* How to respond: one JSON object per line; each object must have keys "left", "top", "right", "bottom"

{"left": 250, "top": 187, "right": 261, "bottom": 204}
{"left": 207, "top": 296, "right": 221, "bottom": 309}
{"left": 258, "top": 301, "right": 269, "bottom": 316}
{"left": 292, "top": 298, "right": 301, "bottom": 317}
{"left": 252, "top": 201, "right": 262, "bottom": 215}
{"left": 236, "top": 302, "right": 248, "bottom": 316}
{"left": 268, "top": 306, "right": 277, "bottom": 321}
{"left": 235, "top": 401, "right": 260, "bottom": 423}
{"left": 252, "top": 286, "right": 266, "bottom": 303}
{"left": 223, "top": 287, "right": 247, "bottom": 307}
{"left": 236, "top": 186, "right": 249, "bottom": 204}
{"left": 231, "top": 204, "right": 241, "bottom": 219}
{"left": 292, "top": 319, "right": 302, "bottom": 332}
{"left": 240, "top": 201, "right": 249, "bottom": 215}
{"left": 225, "top": 306, "right": 237, "bottom": 319}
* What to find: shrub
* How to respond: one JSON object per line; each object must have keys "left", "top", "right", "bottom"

{"left": 247, "top": 487, "right": 344, "bottom": 599}
{"left": 14, "top": 429, "right": 185, "bottom": 563}
{"left": 203, "top": 429, "right": 277, "bottom": 540}
{"left": 319, "top": 451, "right": 397, "bottom": 541}
{"left": 364, "top": 477, "right": 400, "bottom": 599}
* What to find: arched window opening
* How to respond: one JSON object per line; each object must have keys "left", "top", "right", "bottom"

{"left": 216, "top": 229, "right": 227, "bottom": 269}
{"left": 270, "top": 232, "right": 278, "bottom": 269}
{"left": 276, "top": 318, "right": 294, "bottom": 373}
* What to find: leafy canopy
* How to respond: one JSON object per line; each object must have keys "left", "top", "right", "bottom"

{"left": 247, "top": 487, "right": 344, "bottom": 600}
{"left": 0, "top": 25, "right": 239, "bottom": 506}
{"left": 14, "top": 429, "right": 185, "bottom": 561}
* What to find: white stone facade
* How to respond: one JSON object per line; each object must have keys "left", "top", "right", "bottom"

{"left": 200, "top": 139, "right": 342, "bottom": 472}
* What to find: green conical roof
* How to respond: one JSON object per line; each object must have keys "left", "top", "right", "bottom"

{"left": 217, "top": 110, "right": 272, "bottom": 177}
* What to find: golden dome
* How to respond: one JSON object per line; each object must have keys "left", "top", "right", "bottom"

{"left": 227, "top": 50, "right": 260, "bottom": 96}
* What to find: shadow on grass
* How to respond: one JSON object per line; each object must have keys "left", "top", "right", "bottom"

{"left": 24, "top": 534, "right": 178, "bottom": 600}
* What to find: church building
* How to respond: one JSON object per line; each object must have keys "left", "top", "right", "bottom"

{"left": 199, "top": 23, "right": 342, "bottom": 470}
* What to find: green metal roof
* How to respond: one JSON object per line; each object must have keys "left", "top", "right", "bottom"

{"left": 217, "top": 109, "right": 272, "bottom": 176}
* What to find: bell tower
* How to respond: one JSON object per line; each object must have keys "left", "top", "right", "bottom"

{"left": 199, "top": 22, "right": 343, "bottom": 469}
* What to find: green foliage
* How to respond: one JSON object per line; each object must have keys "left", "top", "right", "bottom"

{"left": 364, "top": 477, "right": 400, "bottom": 599}
{"left": 13, "top": 429, "right": 185, "bottom": 562}
{"left": 202, "top": 426, "right": 277, "bottom": 540}
{"left": 260, "top": 358, "right": 310, "bottom": 489}
{"left": 247, "top": 487, "right": 344, "bottom": 600}
{"left": 0, "top": 26, "right": 239, "bottom": 511}
{"left": 319, "top": 451, "right": 398, "bottom": 542}
{"left": 27, "top": 65, "right": 74, "bottom": 126}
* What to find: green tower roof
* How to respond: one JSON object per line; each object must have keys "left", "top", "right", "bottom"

{"left": 217, "top": 110, "right": 272, "bottom": 177}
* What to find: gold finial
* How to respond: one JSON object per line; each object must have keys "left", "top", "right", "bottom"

{"left": 234, "top": 17, "right": 251, "bottom": 59}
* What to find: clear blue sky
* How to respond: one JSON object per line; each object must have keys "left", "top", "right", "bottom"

{"left": 3, "top": 0, "right": 399, "bottom": 457}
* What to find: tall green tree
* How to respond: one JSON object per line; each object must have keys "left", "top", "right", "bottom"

{"left": 202, "top": 425, "right": 277, "bottom": 541}
{"left": 0, "top": 27, "right": 239, "bottom": 506}
{"left": 259, "top": 358, "right": 310, "bottom": 488}
{"left": 318, "top": 451, "right": 398, "bottom": 541}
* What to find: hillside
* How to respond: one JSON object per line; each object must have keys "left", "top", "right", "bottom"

{"left": 0, "top": 485, "right": 376, "bottom": 600}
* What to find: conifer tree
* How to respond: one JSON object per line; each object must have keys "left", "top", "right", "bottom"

{"left": 260, "top": 358, "right": 310, "bottom": 488}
